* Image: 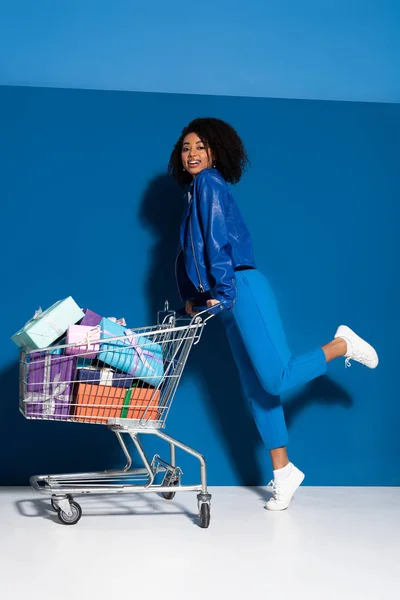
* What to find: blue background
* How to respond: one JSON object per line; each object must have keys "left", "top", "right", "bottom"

{"left": 0, "top": 0, "right": 399, "bottom": 103}
{"left": 1, "top": 85, "right": 398, "bottom": 485}
{"left": 1, "top": 0, "right": 399, "bottom": 486}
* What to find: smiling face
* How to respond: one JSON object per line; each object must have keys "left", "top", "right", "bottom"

{"left": 181, "top": 132, "right": 214, "bottom": 178}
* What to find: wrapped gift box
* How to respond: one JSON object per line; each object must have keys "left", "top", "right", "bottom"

{"left": 24, "top": 353, "right": 77, "bottom": 419}
{"left": 12, "top": 297, "right": 84, "bottom": 350}
{"left": 73, "top": 383, "right": 126, "bottom": 423}
{"left": 121, "top": 387, "right": 160, "bottom": 420}
{"left": 73, "top": 383, "right": 160, "bottom": 423}
{"left": 97, "top": 318, "right": 164, "bottom": 386}
{"left": 65, "top": 325, "right": 101, "bottom": 358}
{"left": 80, "top": 309, "right": 103, "bottom": 327}
{"left": 80, "top": 309, "right": 126, "bottom": 328}
{"left": 77, "top": 366, "right": 134, "bottom": 388}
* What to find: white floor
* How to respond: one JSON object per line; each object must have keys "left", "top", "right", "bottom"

{"left": 1, "top": 486, "right": 399, "bottom": 600}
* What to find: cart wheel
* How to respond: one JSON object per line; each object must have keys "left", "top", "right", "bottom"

{"left": 162, "top": 480, "right": 178, "bottom": 500}
{"left": 51, "top": 494, "right": 72, "bottom": 513}
{"left": 162, "top": 490, "right": 176, "bottom": 500}
{"left": 162, "top": 474, "right": 179, "bottom": 500}
{"left": 199, "top": 503, "right": 210, "bottom": 529}
{"left": 50, "top": 498, "right": 59, "bottom": 512}
{"left": 58, "top": 501, "right": 82, "bottom": 525}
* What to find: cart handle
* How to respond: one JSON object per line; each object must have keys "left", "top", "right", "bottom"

{"left": 177, "top": 302, "right": 221, "bottom": 323}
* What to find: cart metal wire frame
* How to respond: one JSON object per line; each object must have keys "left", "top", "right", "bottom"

{"left": 18, "top": 305, "right": 215, "bottom": 528}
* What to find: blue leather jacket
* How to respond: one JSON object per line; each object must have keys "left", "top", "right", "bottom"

{"left": 175, "top": 168, "right": 256, "bottom": 311}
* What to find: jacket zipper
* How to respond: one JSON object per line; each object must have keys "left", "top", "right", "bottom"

{"left": 189, "top": 217, "right": 205, "bottom": 292}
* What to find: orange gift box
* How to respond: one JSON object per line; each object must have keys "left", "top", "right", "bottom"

{"left": 73, "top": 383, "right": 160, "bottom": 423}
{"left": 121, "top": 386, "right": 160, "bottom": 420}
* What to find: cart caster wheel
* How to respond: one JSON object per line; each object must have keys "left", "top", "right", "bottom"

{"left": 162, "top": 490, "right": 176, "bottom": 500}
{"left": 51, "top": 494, "right": 72, "bottom": 513}
{"left": 162, "top": 474, "right": 179, "bottom": 500}
{"left": 58, "top": 501, "right": 82, "bottom": 525}
{"left": 199, "top": 503, "right": 210, "bottom": 529}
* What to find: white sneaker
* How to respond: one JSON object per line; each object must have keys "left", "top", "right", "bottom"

{"left": 335, "top": 325, "right": 379, "bottom": 369}
{"left": 265, "top": 465, "right": 305, "bottom": 511}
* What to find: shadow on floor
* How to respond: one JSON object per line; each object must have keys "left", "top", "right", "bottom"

{"left": 0, "top": 361, "right": 131, "bottom": 485}
{"left": 14, "top": 492, "right": 197, "bottom": 525}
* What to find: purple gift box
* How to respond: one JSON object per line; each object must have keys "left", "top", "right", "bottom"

{"left": 80, "top": 309, "right": 128, "bottom": 329}
{"left": 80, "top": 309, "right": 103, "bottom": 327}
{"left": 77, "top": 367, "right": 134, "bottom": 389}
{"left": 25, "top": 353, "right": 77, "bottom": 419}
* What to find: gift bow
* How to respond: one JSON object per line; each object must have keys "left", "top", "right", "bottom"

{"left": 108, "top": 316, "right": 127, "bottom": 327}
{"left": 24, "top": 366, "right": 69, "bottom": 416}
{"left": 124, "top": 329, "right": 158, "bottom": 373}
{"left": 33, "top": 308, "right": 43, "bottom": 320}
{"left": 102, "top": 327, "right": 160, "bottom": 375}
{"left": 18, "top": 306, "right": 65, "bottom": 340}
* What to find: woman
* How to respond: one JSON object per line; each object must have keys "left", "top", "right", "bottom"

{"left": 169, "top": 117, "right": 378, "bottom": 511}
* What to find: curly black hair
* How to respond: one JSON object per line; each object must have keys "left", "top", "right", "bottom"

{"left": 168, "top": 117, "right": 249, "bottom": 186}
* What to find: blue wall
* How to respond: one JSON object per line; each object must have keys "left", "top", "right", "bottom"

{"left": 0, "top": 1, "right": 399, "bottom": 103}
{"left": 1, "top": 85, "right": 399, "bottom": 485}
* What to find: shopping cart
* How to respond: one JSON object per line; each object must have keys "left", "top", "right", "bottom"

{"left": 18, "top": 303, "right": 216, "bottom": 528}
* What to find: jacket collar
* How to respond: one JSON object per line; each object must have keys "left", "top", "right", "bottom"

{"left": 180, "top": 168, "right": 220, "bottom": 225}
{"left": 181, "top": 183, "right": 194, "bottom": 224}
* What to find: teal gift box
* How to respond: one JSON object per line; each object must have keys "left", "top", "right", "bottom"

{"left": 12, "top": 297, "right": 84, "bottom": 351}
{"left": 97, "top": 318, "right": 164, "bottom": 387}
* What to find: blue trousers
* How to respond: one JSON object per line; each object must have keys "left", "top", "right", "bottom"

{"left": 220, "top": 269, "right": 327, "bottom": 450}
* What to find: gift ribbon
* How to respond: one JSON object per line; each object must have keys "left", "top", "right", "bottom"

{"left": 78, "top": 366, "right": 116, "bottom": 386}
{"left": 101, "top": 328, "right": 161, "bottom": 375}
{"left": 74, "top": 326, "right": 101, "bottom": 349}
{"left": 99, "top": 368, "right": 114, "bottom": 386}
{"left": 124, "top": 329, "right": 159, "bottom": 373}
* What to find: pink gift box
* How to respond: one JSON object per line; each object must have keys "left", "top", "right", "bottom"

{"left": 65, "top": 325, "right": 101, "bottom": 358}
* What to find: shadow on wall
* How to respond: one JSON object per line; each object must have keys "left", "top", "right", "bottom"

{"left": 284, "top": 376, "right": 352, "bottom": 430}
{"left": 140, "top": 174, "right": 353, "bottom": 485}
{"left": 140, "top": 173, "right": 355, "bottom": 484}
{"left": 0, "top": 361, "right": 125, "bottom": 485}
{"left": 139, "top": 174, "right": 263, "bottom": 485}
{"left": 2, "top": 173, "right": 353, "bottom": 487}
